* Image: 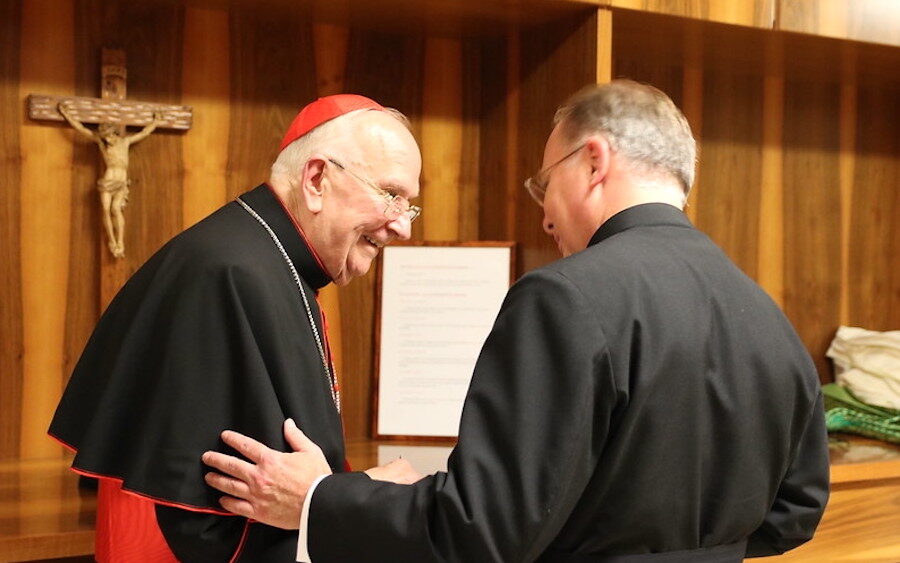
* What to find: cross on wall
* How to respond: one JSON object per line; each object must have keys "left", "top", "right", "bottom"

{"left": 27, "top": 48, "right": 192, "bottom": 258}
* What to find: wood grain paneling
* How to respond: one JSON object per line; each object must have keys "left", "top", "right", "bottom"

{"left": 609, "top": 0, "right": 775, "bottom": 28}
{"left": 312, "top": 23, "right": 349, "bottom": 98}
{"left": 695, "top": 69, "right": 763, "bottom": 279}
{"left": 476, "top": 34, "right": 512, "bottom": 243}
{"left": 779, "top": 0, "right": 900, "bottom": 48}
{"left": 0, "top": 0, "right": 24, "bottom": 461}
{"left": 457, "top": 41, "right": 483, "bottom": 243}
{"left": 782, "top": 79, "right": 841, "bottom": 382}
{"left": 422, "top": 37, "right": 463, "bottom": 241}
{"left": 838, "top": 50, "right": 857, "bottom": 326}
{"left": 227, "top": 4, "right": 316, "bottom": 200}
{"left": 518, "top": 10, "right": 600, "bottom": 273}
{"left": 63, "top": 1, "right": 101, "bottom": 390}
{"left": 182, "top": 7, "right": 229, "bottom": 229}
{"left": 849, "top": 83, "right": 900, "bottom": 331}
{"left": 341, "top": 29, "right": 425, "bottom": 440}
{"left": 19, "top": 0, "right": 76, "bottom": 460}
{"left": 757, "top": 37, "right": 784, "bottom": 307}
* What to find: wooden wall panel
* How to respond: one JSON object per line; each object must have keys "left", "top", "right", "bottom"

{"left": 182, "top": 7, "right": 230, "bottom": 229}
{"left": 0, "top": 0, "right": 23, "bottom": 461}
{"left": 779, "top": 0, "right": 900, "bottom": 48}
{"left": 63, "top": 1, "right": 101, "bottom": 388}
{"left": 18, "top": 0, "right": 75, "bottom": 460}
{"left": 517, "top": 11, "right": 600, "bottom": 273}
{"left": 695, "top": 70, "right": 763, "bottom": 279}
{"left": 477, "top": 34, "right": 512, "bottom": 242}
{"left": 608, "top": 0, "right": 775, "bottom": 28}
{"left": 341, "top": 30, "right": 425, "bottom": 440}
{"left": 227, "top": 4, "right": 316, "bottom": 200}
{"left": 757, "top": 38, "right": 784, "bottom": 307}
{"left": 458, "top": 41, "right": 483, "bottom": 242}
{"left": 422, "top": 38, "right": 463, "bottom": 241}
{"left": 849, "top": 83, "right": 900, "bottom": 330}
{"left": 782, "top": 79, "right": 842, "bottom": 382}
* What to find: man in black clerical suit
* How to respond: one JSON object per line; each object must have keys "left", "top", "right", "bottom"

{"left": 203, "top": 80, "right": 830, "bottom": 562}
{"left": 49, "top": 94, "right": 424, "bottom": 562}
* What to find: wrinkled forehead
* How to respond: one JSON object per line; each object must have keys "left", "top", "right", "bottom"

{"left": 346, "top": 113, "right": 422, "bottom": 198}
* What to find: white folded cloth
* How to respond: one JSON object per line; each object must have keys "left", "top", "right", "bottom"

{"left": 827, "top": 326, "right": 900, "bottom": 410}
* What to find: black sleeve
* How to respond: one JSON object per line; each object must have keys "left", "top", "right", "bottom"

{"left": 745, "top": 391, "right": 830, "bottom": 557}
{"left": 309, "top": 270, "right": 615, "bottom": 562}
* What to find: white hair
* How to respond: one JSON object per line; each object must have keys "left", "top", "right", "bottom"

{"left": 554, "top": 80, "right": 697, "bottom": 194}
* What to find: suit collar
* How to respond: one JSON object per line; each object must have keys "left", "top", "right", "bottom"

{"left": 588, "top": 203, "right": 692, "bottom": 248}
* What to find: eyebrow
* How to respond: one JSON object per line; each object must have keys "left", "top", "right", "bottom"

{"left": 379, "top": 181, "right": 416, "bottom": 199}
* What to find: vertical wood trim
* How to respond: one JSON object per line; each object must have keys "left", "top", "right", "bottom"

{"left": 758, "top": 38, "right": 784, "bottom": 307}
{"left": 422, "top": 37, "right": 463, "bottom": 241}
{"left": 19, "top": 0, "right": 76, "bottom": 460}
{"left": 182, "top": 6, "right": 230, "bottom": 229}
{"left": 505, "top": 28, "right": 521, "bottom": 242}
{"left": 313, "top": 22, "right": 350, "bottom": 392}
{"left": 0, "top": 0, "right": 24, "bottom": 460}
{"left": 838, "top": 48, "right": 857, "bottom": 326}
{"left": 596, "top": 8, "right": 613, "bottom": 84}
{"left": 681, "top": 23, "right": 703, "bottom": 223}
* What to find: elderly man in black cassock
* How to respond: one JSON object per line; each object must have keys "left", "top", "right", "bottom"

{"left": 203, "top": 80, "right": 830, "bottom": 563}
{"left": 49, "top": 94, "right": 423, "bottom": 561}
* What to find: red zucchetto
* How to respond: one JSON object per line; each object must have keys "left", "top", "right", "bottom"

{"left": 279, "top": 94, "right": 385, "bottom": 151}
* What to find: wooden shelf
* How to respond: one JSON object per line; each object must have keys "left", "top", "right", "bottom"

{"left": 829, "top": 434, "right": 900, "bottom": 485}
{"left": 0, "top": 457, "right": 95, "bottom": 562}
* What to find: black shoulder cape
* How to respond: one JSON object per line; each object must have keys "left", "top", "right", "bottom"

{"left": 49, "top": 184, "right": 345, "bottom": 512}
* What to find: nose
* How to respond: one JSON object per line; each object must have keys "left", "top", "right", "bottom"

{"left": 387, "top": 214, "right": 412, "bottom": 240}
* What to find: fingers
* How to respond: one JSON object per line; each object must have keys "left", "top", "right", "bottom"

{"left": 204, "top": 471, "right": 251, "bottom": 499}
{"left": 220, "top": 430, "right": 268, "bottom": 463}
{"left": 202, "top": 450, "right": 256, "bottom": 482}
{"left": 283, "top": 418, "right": 318, "bottom": 453}
{"left": 218, "top": 496, "right": 255, "bottom": 520}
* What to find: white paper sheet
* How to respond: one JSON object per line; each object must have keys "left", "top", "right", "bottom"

{"left": 376, "top": 245, "right": 511, "bottom": 437}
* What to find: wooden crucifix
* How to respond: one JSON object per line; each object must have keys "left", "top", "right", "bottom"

{"left": 28, "top": 48, "right": 192, "bottom": 258}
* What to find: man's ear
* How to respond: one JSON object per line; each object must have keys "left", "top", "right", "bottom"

{"left": 300, "top": 158, "right": 328, "bottom": 214}
{"left": 585, "top": 135, "right": 612, "bottom": 191}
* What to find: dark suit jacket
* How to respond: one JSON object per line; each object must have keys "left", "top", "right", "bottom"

{"left": 310, "top": 203, "right": 829, "bottom": 562}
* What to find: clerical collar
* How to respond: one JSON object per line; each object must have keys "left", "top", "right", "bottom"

{"left": 588, "top": 203, "right": 693, "bottom": 248}
{"left": 237, "top": 184, "right": 332, "bottom": 290}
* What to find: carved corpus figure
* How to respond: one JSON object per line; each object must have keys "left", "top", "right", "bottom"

{"left": 59, "top": 102, "right": 162, "bottom": 258}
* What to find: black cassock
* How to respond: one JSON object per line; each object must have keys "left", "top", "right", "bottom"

{"left": 50, "top": 184, "right": 343, "bottom": 561}
{"left": 308, "top": 204, "right": 829, "bottom": 562}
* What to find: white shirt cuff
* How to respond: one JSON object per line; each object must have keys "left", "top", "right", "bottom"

{"left": 296, "top": 474, "right": 329, "bottom": 562}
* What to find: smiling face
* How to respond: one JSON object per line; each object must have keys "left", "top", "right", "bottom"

{"left": 311, "top": 111, "right": 422, "bottom": 286}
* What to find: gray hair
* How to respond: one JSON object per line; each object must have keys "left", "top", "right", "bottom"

{"left": 271, "top": 107, "right": 411, "bottom": 178}
{"left": 554, "top": 80, "right": 697, "bottom": 194}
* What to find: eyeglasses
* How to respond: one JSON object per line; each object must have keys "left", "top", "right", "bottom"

{"left": 523, "top": 144, "right": 585, "bottom": 207}
{"left": 327, "top": 158, "right": 422, "bottom": 223}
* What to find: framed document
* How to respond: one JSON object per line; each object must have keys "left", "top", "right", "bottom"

{"left": 373, "top": 242, "right": 515, "bottom": 440}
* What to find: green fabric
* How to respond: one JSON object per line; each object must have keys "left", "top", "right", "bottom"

{"left": 823, "top": 383, "right": 900, "bottom": 444}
